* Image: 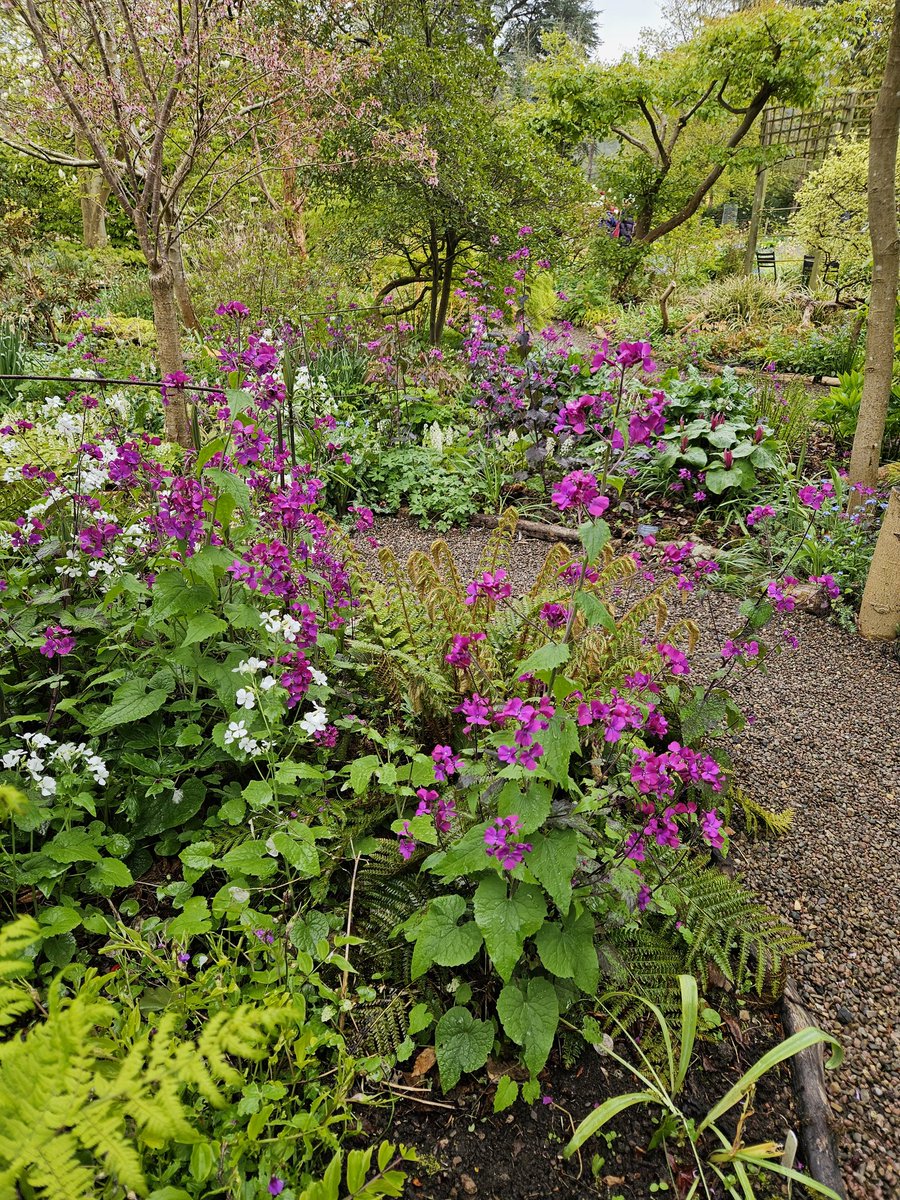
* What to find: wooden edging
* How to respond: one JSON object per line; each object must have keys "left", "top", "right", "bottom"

{"left": 781, "top": 976, "right": 848, "bottom": 1199}
{"left": 711, "top": 850, "right": 847, "bottom": 1197}
{"left": 700, "top": 361, "right": 840, "bottom": 386}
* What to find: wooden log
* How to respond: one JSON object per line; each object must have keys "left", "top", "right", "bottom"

{"left": 781, "top": 975, "right": 847, "bottom": 1199}
{"left": 471, "top": 513, "right": 581, "bottom": 544}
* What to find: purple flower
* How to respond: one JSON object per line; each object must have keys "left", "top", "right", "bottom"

{"left": 456, "top": 694, "right": 493, "bottom": 732}
{"left": 637, "top": 884, "right": 652, "bottom": 912}
{"left": 484, "top": 815, "right": 533, "bottom": 870}
{"left": 445, "top": 632, "right": 485, "bottom": 668}
{"left": 432, "top": 744, "right": 462, "bottom": 782}
{"left": 810, "top": 573, "right": 840, "bottom": 599}
{"left": 657, "top": 642, "right": 690, "bottom": 675}
{"left": 540, "top": 602, "right": 569, "bottom": 629}
{"left": 701, "top": 808, "right": 725, "bottom": 850}
{"left": 268, "top": 1178, "right": 285, "bottom": 1196}
{"left": 397, "top": 821, "right": 416, "bottom": 861}
{"left": 747, "top": 504, "right": 775, "bottom": 527}
{"left": 215, "top": 300, "right": 250, "bottom": 318}
{"left": 40, "top": 626, "right": 75, "bottom": 658}
{"left": 551, "top": 470, "right": 609, "bottom": 516}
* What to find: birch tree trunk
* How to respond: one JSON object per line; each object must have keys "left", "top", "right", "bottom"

{"left": 848, "top": 0, "right": 900, "bottom": 491}
{"left": 859, "top": 488, "right": 900, "bottom": 639}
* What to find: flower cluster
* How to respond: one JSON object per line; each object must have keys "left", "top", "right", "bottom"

{"left": 2, "top": 732, "right": 108, "bottom": 797}
{"left": 551, "top": 470, "right": 609, "bottom": 517}
{"left": 484, "top": 815, "right": 532, "bottom": 870}
{"left": 464, "top": 569, "right": 511, "bottom": 606}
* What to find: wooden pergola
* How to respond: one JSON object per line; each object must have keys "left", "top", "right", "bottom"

{"left": 743, "top": 89, "right": 878, "bottom": 281}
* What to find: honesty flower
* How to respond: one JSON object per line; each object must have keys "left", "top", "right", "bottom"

{"left": 484, "top": 815, "right": 532, "bottom": 870}
{"left": 300, "top": 705, "right": 329, "bottom": 736}
{"left": 40, "top": 626, "right": 75, "bottom": 658}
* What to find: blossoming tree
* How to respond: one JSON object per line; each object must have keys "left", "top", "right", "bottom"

{"left": 1, "top": 0, "right": 365, "bottom": 444}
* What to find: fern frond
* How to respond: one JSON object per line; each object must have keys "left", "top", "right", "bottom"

{"left": 735, "top": 790, "right": 794, "bottom": 839}
{"left": 476, "top": 507, "right": 518, "bottom": 580}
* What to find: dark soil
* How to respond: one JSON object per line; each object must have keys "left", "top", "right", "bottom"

{"left": 367, "top": 1009, "right": 793, "bottom": 1200}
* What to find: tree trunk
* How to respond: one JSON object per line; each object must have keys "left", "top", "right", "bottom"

{"left": 859, "top": 487, "right": 900, "bottom": 639}
{"left": 433, "top": 236, "right": 458, "bottom": 345}
{"left": 848, "top": 0, "right": 900, "bottom": 492}
{"left": 166, "top": 234, "right": 202, "bottom": 334}
{"left": 78, "top": 168, "right": 111, "bottom": 249}
{"left": 149, "top": 260, "right": 191, "bottom": 447}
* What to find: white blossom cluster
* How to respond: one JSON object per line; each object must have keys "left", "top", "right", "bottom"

{"left": 1, "top": 732, "right": 109, "bottom": 798}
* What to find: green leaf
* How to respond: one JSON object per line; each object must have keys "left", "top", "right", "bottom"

{"left": 38, "top": 906, "right": 82, "bottom": 936}
{"left": 92, "top": 679, "right": 168, "bottom": 734}
{"left": 534, "top": 908, "right": 599, "bottom": 994}
{"left": 168, "top": 896, "right": 212, "bottom": 939}
{"left": 496, "top": 977, "right": 559, "bottom": 1075}
{"left": 423, "top": 823, "right": 492, "bottom": 879}
{"left": 85, "top": 858, "right": 134, "bottom": 894}
{"left": 578, "top": 517, "right": 611, "bottom": 564}
{"left": 497, "top": 780, "right": 550, "bottom": 836}
{"left": 704, "top": 466, "right": 745, "bottom": 495}
{"left": 575, "top": 591, "right": 616, "bottom": 632}
{"left": 707, "top": 424, "right": 738, "bottom": 448}
{"left": 275, "top": 761, "right": 325, "bottom": 784}
{"left": 181, "top": 612, "right": 228, "bottom": 646}
{"left": 218, "top": 839, "right": 278, "bottom": 879}
{"left": 435, "top": 1006, "right": 494, "bottom": 1091}
{"left": 267, "top": 831, "right": 319, "bottom": 879}
{"left": 45, "top": 829, "right": 101, "bottom": 864}
{"left": 472, "top": 875, "right": 547, "bottom": 982}
{"left": 517, "top": 641, "right": 570, "bottom": 675}
{"left": 243, "top": 780, "right": 274, "bottom": 810}
{"left": 540, "top": 714, "right": 581, "bottom": 788}
{"left": 348, "top": 755, "right": 380, "bottom": 795}
{"left": 206, "top": 466, "right": 251, "bottom": 512}
{"left": 527, "top": 829, "right": 579, "bottom": 915}
{"left": 493, "top": 1074, "right": 519, "bottom": 1113}
{"left": 699, "top": 1027, "right": 844, "bottom": 1133}
{"left": 411, "top": 895, "right": 483, "bottom": 980}
{"left": 564, "top": 1093, "right": 655, "bottom": 1158}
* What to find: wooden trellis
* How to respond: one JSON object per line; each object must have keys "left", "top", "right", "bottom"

{"left": 743, "top": 89, "right": 878, "bottom": 275}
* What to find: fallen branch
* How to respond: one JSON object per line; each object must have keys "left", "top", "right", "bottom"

{"left": 471, "top": 513, "right": 580, "bottom": 544}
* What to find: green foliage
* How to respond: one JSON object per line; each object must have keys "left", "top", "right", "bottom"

{"left": 566, "top": 975, "right": 844, "bottom": 1200}
{"left": 638, "top": 367, "right": 782, "bottom": 498}
{"left": 299, "top": 1143, "right": 417, "bottom": 1200}
{"left": 0, "top": 920, "right": 303, "bottom": 1199}
{"left": 734, "top": 790, "right": 794, "bottom": 840}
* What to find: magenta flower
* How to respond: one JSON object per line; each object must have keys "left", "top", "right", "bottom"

{"left": 747, "top": 504, "right": 775, "bottom": 527}
{"left": 456, "top": 694, "right": 493, "bottom": 732}
{"left": 540, "top": 602, "right": 569, "bottom": 629}
{"left": 215, "top": 300, "right": 250, "bottom": 318}
{"left": 701, "top": 808, "right": 725, "bottom": 849}
{"left": 657, "top": 642, "right": 690, "bottom": 675}
{"left": 397, "top": 821, "right": 416, "bottom": 861}
{"left": 432, "top": 744, "right": 462, "bottom": 782}
{"left": 40, "top": 626, "right": 75, "bottom": 658}
{"left": 465, "top": 569, "right": 511, "bottom": 606}
{"left": 484, "top": 815, "right": 533, "bottom": 870}
{"left": 810, "top": 573, "right": 840, "bottom": 599}
{"left": 267, "top": 1177, "right": 285, "bottom": 1196}
{"left": 551, "top": 470, "right": 608, "bottom": 516}
{"left": 617, "top": 340, "right": 656, "bottom": 372}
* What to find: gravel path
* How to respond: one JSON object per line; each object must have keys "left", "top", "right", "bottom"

{"left": 368, "top": 514, "right": 900, "bottom": 1198}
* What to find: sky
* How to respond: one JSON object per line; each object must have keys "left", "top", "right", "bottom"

{"left": 594, "top": 0, "right": 664, "bottom": 62}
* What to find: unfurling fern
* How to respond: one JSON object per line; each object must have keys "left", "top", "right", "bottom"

{"left": 0, "top": 920, "right": 302, "bottom": 1200}
{"left": 0, "top": 915, "right": 39, "bottom": 1029}
{"left": 734, "top": 789, "right": 794, "bottom": 839}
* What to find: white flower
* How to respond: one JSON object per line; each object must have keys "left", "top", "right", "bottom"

{"left": 223, "top": 720, "right": 248, "bottom": 745}
{"left": 234, "top": 657, "right": 267, "bottom": 675}
{"left": 22, "top": 732, "right": 54, "bottom": 749}
{"left": 260, "top": 675, "right": 277, "bottom": 691}
{"left": 261, "top": 610, "right": 283, "bottom": 636}
{"left": 38, "top": 776, "right": 57, "bottom": 797}
{"left": 238, "top": 736, "right": 260, "bottom": 755}
{"left": 1, "top": 749, "right": 24, "bottom": 769}
{"left": 299, "top": 705, "right": 329, "bottom": 736}
{"left": 55, "top": 413, "right": 81, "bottom": 439}
{"left": 310, "top": 668, "right": 328, "bottom": 687}
{"left": 235, "top": 688, "right": 256, "bottom": 710}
